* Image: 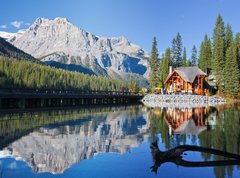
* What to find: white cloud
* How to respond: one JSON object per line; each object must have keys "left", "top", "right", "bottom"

{"left": 11, "top": 21, "right": 24, "bottom": 29}
{"left": 25, "top": 22, "right": 31, "bottom": 26}
{"left": 0, "top": 25, "right": 7, "bottom": 29}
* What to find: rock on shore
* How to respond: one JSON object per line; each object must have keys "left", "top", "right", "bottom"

{"left": 141, "top": 94, "right": 226, "bottom": 108}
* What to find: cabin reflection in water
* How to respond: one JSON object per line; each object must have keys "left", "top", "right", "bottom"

{"left": 163, "top": 107, "right": 216, "bottom": 135}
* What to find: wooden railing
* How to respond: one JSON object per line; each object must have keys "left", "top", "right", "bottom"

{"left": 0, "top": 88, "right": 142, "bottom": 97}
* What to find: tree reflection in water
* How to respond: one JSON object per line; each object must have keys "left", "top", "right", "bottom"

{"left": 148, "top": 104, "right": 240, "bottom": 177}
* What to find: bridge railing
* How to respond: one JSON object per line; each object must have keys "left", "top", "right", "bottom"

{"left": 0, "top": 88, "right": 142, "bottom": 96}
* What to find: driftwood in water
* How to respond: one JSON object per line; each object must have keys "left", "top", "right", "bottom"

{"left": 150, "top": 141, "right": 240, "bottom": 174}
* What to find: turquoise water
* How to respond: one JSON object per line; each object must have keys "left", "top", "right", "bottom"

{"left": 0, "top": 105, "right": 239, "bottom": 178}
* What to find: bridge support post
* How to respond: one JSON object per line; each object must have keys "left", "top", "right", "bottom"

{"left": 40, "top": 98, "right": 45, "bottom": 107}
{"left": 18, "top": 98, "right": 26, "bottom": 109}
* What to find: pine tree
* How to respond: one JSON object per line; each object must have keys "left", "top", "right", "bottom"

{"left": 0, "top": 57, "right": 127, "bottom": 91}
{"left": 212, "top": 14, "right": 225, "bottom": 91}
{"left": 206, "top": 37, "right": 213, "bottom": 72}
{"left": 199, "top": 42, "right": 205, "bottom": 70}
{"left": 163, "top": 48, "right": 171, "bottom": 81}
{"left": 235, "top": 33, "right": 240, "bottom": 82}
{"left": 191, "top": 45, "right": 197, "bottom": 66}
{"left": 149, "top": 37, "right": 159, "bottom": 88}
{"left": 186, "top": 59, "right": 191, "bottom": 66}
{"left": 182, "top": 47, "right": 187, "bottom": 66}
{"left": 159, "top": 48, "right": 170, "bottom": 88}
{"left": 171, "top": 37, "right": 177, "bottom": 65}
{"left": 224, "top": 44, "right": 239, "bottom": 97}
{"left": 225, "top": 24, "right": 233, "bottom": 51}
{"left": 198, "top": 34, "right": 212, "bottom": 74}
{"left": 158, "top": 54, "right": 165, "bottom": 88}
{"left": 171, "top": 32, "right": 183, "bottom": 67}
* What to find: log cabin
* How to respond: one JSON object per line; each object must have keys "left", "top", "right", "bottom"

{"left": 164, "top": 67, "right": 207, "bottom": 95}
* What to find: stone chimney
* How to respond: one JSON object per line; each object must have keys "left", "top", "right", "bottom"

{"left": 169, "top": 66, "right": 173, "bottom": 75}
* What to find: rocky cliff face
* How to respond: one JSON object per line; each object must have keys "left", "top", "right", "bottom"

{"left": 6, "top": 17, "right": 149, "bottom": 80}
{"left": 0, "top": 37, "right": 36, "bottom": 61}
{"left": 2, "top": 110, "right": 150, "bottom": 174}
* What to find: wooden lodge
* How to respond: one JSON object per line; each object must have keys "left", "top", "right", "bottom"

{"left": 164, "top": 67, "right": 207, "bottom": 95}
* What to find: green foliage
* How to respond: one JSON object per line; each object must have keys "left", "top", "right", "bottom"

{"left": 224, "top": 44, "right": 239, "bottom": 97}
{"left": 191, "top": 45, "right": 197, "bottom": 66}
{"left": 198, "top": 105, "right": 240, "bottom": 177}
{"left": 133, "top": 77, "right": 140, "bottom": 93}
{"left": 235, "top": 33, "right": 240, "bottom": 82}
{"left": 212, "top": 14, "right": 226, "bottom": 91}
{"left": 149, "top": 37, "right": 159, "bottom": 88}
{"left": 152, "top": 14, "right": 240, "bottom": 98}
{"left": 225, "top": 24, "right": 233, "bottom": 51}
{"left": 171, "top": 32, "right": 183, "bottom": 67}
{"left": 128, "top": 74, "right": 133, "bottom": 92}
{"left": 159, "top": 48, "right": 170, "bottom": 88}
{"left": 0, "top": 57, "right": 126, "bottom": 91}
{"left": 186, "top": 59, "right": 191, "bottom": 66}
{"left": 182, "top": 47, "right": 187, "bottom": 66}
{"left": 198, "top": 34, "right": 212, "bottom": 74}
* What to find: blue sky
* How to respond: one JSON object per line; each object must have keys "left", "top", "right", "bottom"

{"left": 1, "top": 0, "right": 240, "bottom": 56}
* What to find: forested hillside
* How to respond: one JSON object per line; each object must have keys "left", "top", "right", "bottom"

{"left": 0, "top": 57, "right": 127, "bottom": 91}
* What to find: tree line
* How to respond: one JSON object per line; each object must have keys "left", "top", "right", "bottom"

{"left": 149, "top": 14, "right": 240, "bottom": 98}
{"left": 0, "top": 57, "right": 127, "bottom": 91}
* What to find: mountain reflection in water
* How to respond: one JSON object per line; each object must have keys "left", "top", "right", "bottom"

{"left": 0, "top": 104, "right": 240, "bottom": 178}
{"left": 0, "top": 105, "right": 150, "bottom": 173}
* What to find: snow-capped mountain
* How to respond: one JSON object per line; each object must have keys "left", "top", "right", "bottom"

{"left": 0, "top": 29, "right": 26, "bottom": 40}
{"left": 0, "top": 31, "right": 15, "bottom": 40}
{"left": 2, "top": 17, "right": 149, "bottom": 80}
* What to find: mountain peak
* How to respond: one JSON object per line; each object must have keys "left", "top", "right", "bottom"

{"left": 54, "top": 17, "right": 69, "bottom": 23}
{"left": 4, "top": 17, "right": 149, "bottom": 81}
{"left": 33, "top": 17, "right": 70, "bottom": 26}
{"left": 34, "top": 17, "right": 50, "bottom": 24}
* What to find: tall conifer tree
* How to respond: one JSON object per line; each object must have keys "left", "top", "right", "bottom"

{"left": 149, "top": 37, "right": 159, "bottom": 88}
{"left": 199, "top": 42, "right": 205, "bottom": 70}
{"left": 159, "top": 48, "right": 170, "bottom": 88}
{"left": 182, "top": 47, "right": 187, "bottom": 66}
{"left": 212, "top": 14, "right": 225, "bottom": 90}
{"left": 235, "top": 33, "right": 240, "bottom": 81}
{"left": 191, "top": 45, "right": 197, "bottom": 66}
{"left": 225, "top": 24, "right": 233, "bottom": 51}
{"left": 171, "top": 32, "right": 183, "bottom": 67}
{"left": 224, "top": 44, "right": 239, "bottom": 97}
{"left": 199, "top": 34, "right": 212, "bottom": 74}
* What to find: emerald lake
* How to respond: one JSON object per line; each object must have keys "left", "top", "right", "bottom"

{"left": 0, "top": 104, "right": 240, "bottom": 178}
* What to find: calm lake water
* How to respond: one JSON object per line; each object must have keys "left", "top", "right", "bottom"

{"left": 0, "top": 104, "right": 240, "bottom": 178}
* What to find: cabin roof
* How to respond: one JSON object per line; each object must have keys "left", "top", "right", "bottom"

{"left": 165, "top": 67, "right": 206, "bottom": 83}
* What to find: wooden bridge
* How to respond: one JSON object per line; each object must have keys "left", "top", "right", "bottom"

{"left": 0, "top": 88, "right": 143, "bottom": 109}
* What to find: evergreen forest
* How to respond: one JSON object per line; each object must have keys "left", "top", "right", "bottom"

{"left": 149, "top": 14, "right": 240, "bottom": 98}
{"left": 0, "top": 57, "right": 127, "bottom": 91}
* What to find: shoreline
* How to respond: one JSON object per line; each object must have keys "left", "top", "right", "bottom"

{"left": 141, "top": 94, "right": 226, "bottom": 108}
